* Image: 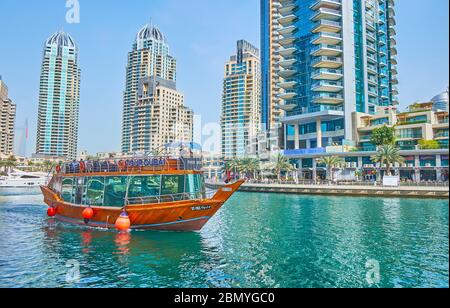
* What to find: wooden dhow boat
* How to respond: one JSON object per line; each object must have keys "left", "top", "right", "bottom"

{"left": 41, "top": 157, "right": 244, "bottom": 232}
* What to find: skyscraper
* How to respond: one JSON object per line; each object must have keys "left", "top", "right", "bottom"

{"left": 221, "top": 40, "right": 261, "bottom": 159}
{"left": 262, "top": 0, "right": 398, "bottom": 152}
{"left": 35, "top": 31, "right": 81, "bottom": 159}
{"left": 122, "top": 24, "right": 193, "bottom": 154}
{"left": 261, "top": 0, "right": 283, "bottom": 131}
{"left": 0, "top": 77, "right": 16, "bottom": 156}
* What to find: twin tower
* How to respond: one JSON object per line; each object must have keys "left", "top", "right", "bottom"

{"left": 35, "top": 25, "right": 193, "bottom": 160}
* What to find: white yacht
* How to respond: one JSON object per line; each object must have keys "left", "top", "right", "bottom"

{"left": 0, "top": 169, "right": 50, "bottom": 188}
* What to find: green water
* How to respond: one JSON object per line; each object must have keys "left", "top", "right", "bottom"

{"left": 0, "top": 191, "right": 448, "bottom": 288}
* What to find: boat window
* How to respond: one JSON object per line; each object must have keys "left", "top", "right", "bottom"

{"left": 185, "top": 174, "right": 205, "bottom": 199}
{"left": 86, "top": 177, "right": 105, "bottom": 206}
{"left": 20, "top": 175, "right": 40, "bottom": 179}
{"left": 74, "top": 178, "right": 84, "bottom": 205}
{"left": 161, "top": 175, "right": 185, "bottom": 196}
{"left": 104, "top": 176, "right": 128, "bottom": 207}
{"left": 128, "top": 176, "right": 161, "bottom": 199}
{"left": 61, "top": 178, "right": 74, "bottom": 203}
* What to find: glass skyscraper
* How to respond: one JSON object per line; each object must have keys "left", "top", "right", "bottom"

{"left": 35, "top": 31, "right": 81, "bottom": 159}
{"left": 262, "top": 0, "right": 398, "bottom": 152}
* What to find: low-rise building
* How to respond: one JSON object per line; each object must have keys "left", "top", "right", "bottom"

{"left": 284, "top": 102, "right": 449, "bottom": 183}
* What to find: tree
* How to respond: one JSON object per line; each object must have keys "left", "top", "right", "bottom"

{"left": 272, "top": 153, "right": 294, "bottom": 181}
{"left": 239, "top": 157, "right": 260, "bottom": 179}
{"left": 371, "top": 125, "right": 396, "bottom": 147}
{"left": 42, "top": 160, "right": 55, "bottom": 173}
{"left": 371, "top": 144, "right": 405, "bottom": 177}
{"left": 317, "top": 156, "right": 344, "bottom": 182}
{"left": 418, "top": 139, "right": 440, "bottom": 150}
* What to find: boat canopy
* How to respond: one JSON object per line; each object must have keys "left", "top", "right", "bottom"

{"left": 50, "top": 173, "right": 207, "bottom": 208}
{"left": 58, "top": 157, "right": 203, "bottom": 174}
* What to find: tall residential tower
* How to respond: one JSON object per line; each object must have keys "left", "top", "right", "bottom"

{"left": 263, "top": 0, "right": 398, "bottom": 152}
{"left": 221, "top": 40, "right": 261, "bottom": 159}
{"left": 261, "top": 0, "right": 283, "bottom": 131}
{"left": 35, "top": 31, "right": 81, "bottom": 159}
{"left": 0, "top": 77, "right": 16, "bottom": 156}
{"left": 121, "top": 24, "right": 193, "bottom": 154}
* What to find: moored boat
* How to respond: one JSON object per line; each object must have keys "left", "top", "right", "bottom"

{"left": 40, "top": 157, "right": 244, "bottom": 231}
{"left": 0, "top": 169, "right": 50, "bottom": 188}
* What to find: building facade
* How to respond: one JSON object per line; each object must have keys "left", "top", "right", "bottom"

{"left": 264, "top": 0, "right": 398, "bottom": 153}
{"left": 261, "top": 0, "right": 284, "bottom": 131}
{"left": 221, "top": 40, "right": 261, "bottom": 159}
{"left": 122, "top": 24, "right": 192, "bottom": 154}
{"left": 431, "top": 90, "right": 449, "bottom": 112}
{"left": 0, "top": 77, "right": 16, "bottom": 156}
{"left": 35, "top": 31, "right": 81, "bottom": 160}
{"left": 285, "top": 102, "right": 449, "bottom": 183}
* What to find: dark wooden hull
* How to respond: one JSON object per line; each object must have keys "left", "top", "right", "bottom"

{"left": 41, "top": 180, "right": 244, "bottom": 232}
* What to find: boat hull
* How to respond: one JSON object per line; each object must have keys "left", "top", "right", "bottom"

{"left": 41, "top": 180, "right": 244, "bottom": 232}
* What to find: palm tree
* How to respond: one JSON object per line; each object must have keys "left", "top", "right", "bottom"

{"left": 371, "top": 144, "right": 405, "bottom": 177}
{"left": 3, "top": 155, "right": 17, "bottom": 173}
{"left": 222, "top": 158, "right": 241, "bottom": 180}
{"left": 272, "top": 153, "right": 294, "bottom": 182}
{"left": 239, "top": 157, "right": 260, "bottom": 179}
{"left": 317, "top": 156, "right": 344, "bottom": 182}
{"left": 42, "top": 160, "right": 55, "bottom": 173}
{"left": 0, "top": 160, "right": 7, "bottom": 174}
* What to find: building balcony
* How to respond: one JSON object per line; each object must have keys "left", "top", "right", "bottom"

{"left": 310, "top": 44, "right": 342, "bottom": 57}
{"left": 278, "top": 57, "right": 297, "bottom": 69}
{"left": 312, "top": 20, "right": 342, "bottom": 33}
{"left": 278, "top": 3, "right": 298, "bottom": 16}
{"left": 312, "top": 93, "right": 344, "bottom": 105}
{"left": 311, "top": 68, "right": 343, "bottom": 81}
{"left": 311, "top": 56, "right": 343, "bottom": 69}
{"left": 367, "top": 76, "right": 378, "bottom": 85}
{"left": 367, "top": 64, "right": 378, "bottom": 74}
{"left": 279, "top": 35, "right": 298, "bottom": 47}
{"left": 390, "top": 37, "right": 397, "bottom": 46}
{"left": 279, "top": 80, "right": 298, "bottom": 89}
{"left": 279, "top": 46, "right": 297, "bottom": 57}
{"left": 368, "top": 88, "right": 378, "bottom": 97}
{"left": 279, "top": 68, "right": 297, "bottom": 78}
{"left": 391, "top": 86, "right": 399, "bottom": 95}
{"left": 278, "top": 25, "right": 298, "bottom": 36}
{"left": 310, "top": 0, "right": 342, "bottom": 11}
{"left": 278, "top": 91, "right": 298, "bottom": 100}
{"left": 279, "top": 102, "right": 297, "bottom": 112}
{"left": 312, "top": 80, "right": 343, "bottom": 92}
{"left": 391, "top": 65, "right": 398, "bottom": 75}
{"left": 391, "top": 46, "right": 398, "bottom": 56}
{"left": 311, "top": 32, "right": 342, "bottom": 45}
{"left": 311, "top": 8, "right": 342, "bottom": 22}
{"left": 278, "top": 14, "right": 298, "bottom": 26}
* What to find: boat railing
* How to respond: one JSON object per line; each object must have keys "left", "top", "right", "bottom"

{"left": 58, "top": 157, "right": 203, "bottom": 174}
{"left": 125, "top": 189, "right": 218, "bottom": 205}
{"left": 125, "top": 192, "right": 206, "bottom": 205}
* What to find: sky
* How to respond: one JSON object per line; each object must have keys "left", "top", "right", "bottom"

{"left": 0, "top": 0, "right": 448, "bottom": 157}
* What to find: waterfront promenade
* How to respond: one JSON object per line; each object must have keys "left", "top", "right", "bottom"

{"left": 206, "top": 181, "right": 449, "bottom": 199}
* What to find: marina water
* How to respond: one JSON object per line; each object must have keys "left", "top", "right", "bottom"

{"left": 0, "top": 190, "right": 448, "bottom": 288}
